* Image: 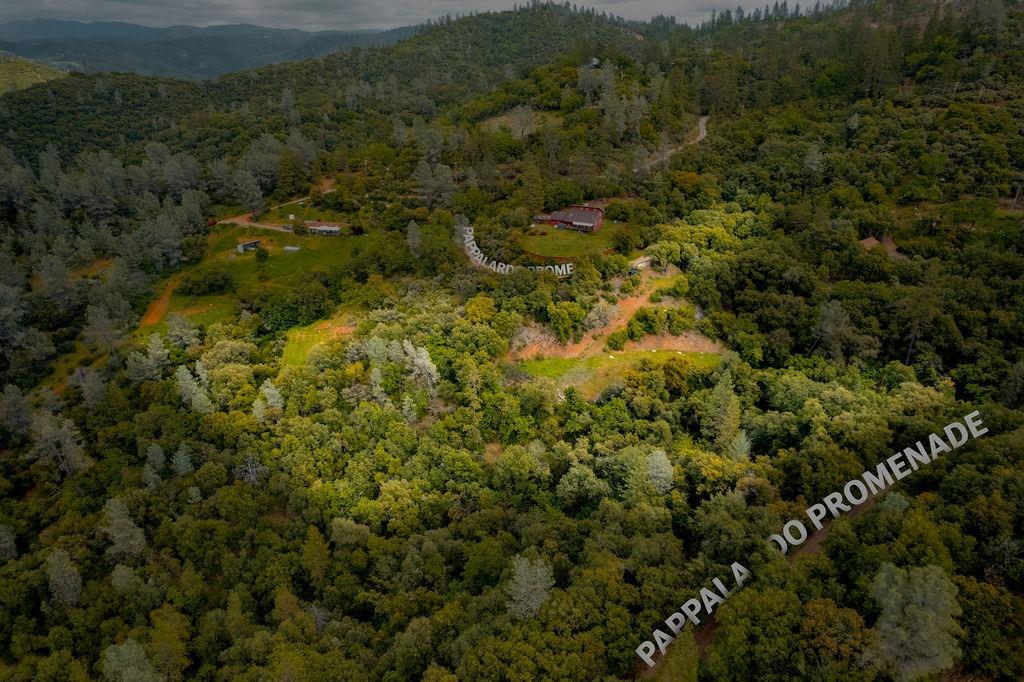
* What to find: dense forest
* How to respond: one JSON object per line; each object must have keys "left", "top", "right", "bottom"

{"left": 0, "top": 1, "right": 1022, "bottom": 680}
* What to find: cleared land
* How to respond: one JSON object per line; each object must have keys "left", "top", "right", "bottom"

{"left": 511, "top": 269, "right": 719, "bottom": 360}
{"left": 262, "top": 200, "right": 349, "bottom": 226}
{"left": 517, "top": 221, "right": 630, "bottom": 258}
{"left": 479, "top": 109, "right": 560, "bottom": 136}
{"left": 521, "top": 350, "right": 719, "bottom": 398}
{"left": 141, "top": 225, "right": 362, "bottom": 329}
{"left": 282, "top": 315, "right": 356, "bottom": 366}
{"left": 514, "top": 269, "right": 723, "bottom": 397}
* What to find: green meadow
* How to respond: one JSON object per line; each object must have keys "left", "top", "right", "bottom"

{"left": 520, "top": 350, "right": 720, "bottom": 397}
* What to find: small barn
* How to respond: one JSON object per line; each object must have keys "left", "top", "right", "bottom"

{"left": 534, "top": 205, "right": 605, "bottom": 233}
{"left": 237, "top": 239, "right": 261, "bottom": 253}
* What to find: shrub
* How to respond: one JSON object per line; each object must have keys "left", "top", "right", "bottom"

{"left": 606, "top": 330, "right": 627, "bottom": 351}
{"left": 178, "top": 269, "right": 234, "bottom": 296}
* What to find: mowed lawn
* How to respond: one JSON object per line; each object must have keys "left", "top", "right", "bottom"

{"left": 520, "top": 350, "right": 719, "bottom": 398}
{"left": 144, "top": 225, "right": 363, "bottom": 329}
{"left": 517, "top": 222, "right": 632, "bottom": 258}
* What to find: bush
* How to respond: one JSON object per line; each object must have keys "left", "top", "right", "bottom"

{"left": 178, "top": 269, "right": 234, "bottom": 296}
{"left": 606, "top": 330, "right": 627, "bottom": 351}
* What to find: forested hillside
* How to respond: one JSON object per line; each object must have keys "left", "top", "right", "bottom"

{"left": 0, "top": 20, "right": 419, "bottom": 80}
{"left": 0, "top": 1, "right": 1022, "bottom": 680}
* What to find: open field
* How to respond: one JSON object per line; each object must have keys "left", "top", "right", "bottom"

{"left": 521, "top": 350, "right": 719, "bottom": 398}
{"left": 46, "top": 341, "right": 103, "bottom": 392}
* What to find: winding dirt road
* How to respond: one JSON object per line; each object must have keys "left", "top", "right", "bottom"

{"left": 634, "top": 116, "right": 709, "bottom": 173}
{"left": 217, "top": 179, "right": 336, "bottom": 230}
{"left": 510, "top": 266, "right": 722, "bottom": 361}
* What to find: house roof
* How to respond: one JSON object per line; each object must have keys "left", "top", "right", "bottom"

{"left": 859, "top": 236, "right": 881, "bottom": 248}
{"left": 537, "top": 205, "right": 604, "bottom": 227}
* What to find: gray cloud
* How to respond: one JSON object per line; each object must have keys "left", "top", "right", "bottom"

{"left": 0, "top": 1, "right": 746, "bottom": 31}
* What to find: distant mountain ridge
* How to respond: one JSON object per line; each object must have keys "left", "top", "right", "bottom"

{"left": 0, "top": 19, "right": 418, "bottom": 79}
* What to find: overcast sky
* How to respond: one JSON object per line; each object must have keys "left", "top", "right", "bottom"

{"left": 0, "top": 1, "right": 743, "bottom": 31}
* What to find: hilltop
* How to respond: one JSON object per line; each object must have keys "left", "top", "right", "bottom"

{"left": 0, "top": 50, "right": 65, "bottom": 92}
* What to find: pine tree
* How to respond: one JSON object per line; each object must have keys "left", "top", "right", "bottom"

{"left": 407, "top": 220, "right": 423, "bottom": 259}
{"left": 647, "top": 449, "right": 674, "bottom": 493}
{"left": 47, "top": 549, "right": 82, "bottom": 606}
{"left": 863, "top": 563, "right": 962, "bottom": 679}
{"left": 260, "top": 380, "right": 283, "bottom": 409}
{"left": 145, "top": 443, "right": 165, "bottom": 471}
{"left": 708, "top": 371, "right": 741, "bottom": 453}
{"left": 166, "top": 314, "right": 200, "bottom": 349}
{"left": 84, "top": 304, "right": 124, "bottom": 355}
{"left": 175, "top": 366, "right": 214, "bottom": 415}
{"left": 101, "top": 498, "right": 146, "bottom": 561}
{"left": 506, "top": 554, "right": 554, "bottom": 619}
{"left": 301, "top": 526, "right": 330, "bottom": 585}
{"left": 28, "top": 411, "right": 87, "bottom": 478}
{"left": 0, "top": 523, "right": 16, "bottom": 561}
{"left": 0, "top": 384, "right": 31, "bottom": 437}
{"left": 726, "top": 430, "right": 751, "bottom": 462}
{"left": 170, "top": 445, "right": 193, "bottom": 476}
{"left": 70, "top": 367, "right": 107, "bottom": 407}
{"left": 102, "top": 638, "right": 160, "bottom": 682}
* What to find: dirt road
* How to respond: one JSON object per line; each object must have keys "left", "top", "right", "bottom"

{"left": 510, "top": 266, "right": 722, "bottom": 361}
{"left": 217, "top": 180, "right": 336, "bottom": 230}
{"left": 216, "top": 213, "right": 294, "bottom": 232}
{"left": 141, "top": 273, "right": 182, "bottom": 326}
{"left": 634, "top": 116, "right": 709, "bottom": 173}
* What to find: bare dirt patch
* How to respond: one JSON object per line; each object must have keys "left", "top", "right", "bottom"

{"left": 484, "top": 443, "right": 503, "bottom": 464}
{"left": 625, "top": 333, "right": 724, "bottom": 354}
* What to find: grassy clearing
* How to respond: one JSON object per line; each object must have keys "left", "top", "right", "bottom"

{"left": 262, "top": 201, "right": 348, "bottom": 225}
{"left": 141, "top": 225, "right": 363, "bottom": 329}
{"left": 479, "top": 110, "right": 561, "bottom": 135}
{"left": 204, "top": 225, "right": 359, "bottom": 289}
{"left": 282, "top": 314, "right": 356, "bottom": 367}
{"left": 520, "top": 350, "right": 719, "bottom": 398}
{"left": 46, "top": 342, "right": 102, "bottom": 391}
{"left": 649, "top": 273, "right": 682, "bottom": 291}
{"left": 517, "top": 221, "right": 634, "bottom": 258}
{"left": 0, "top": 52, "right": 66, "bottom": 91}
